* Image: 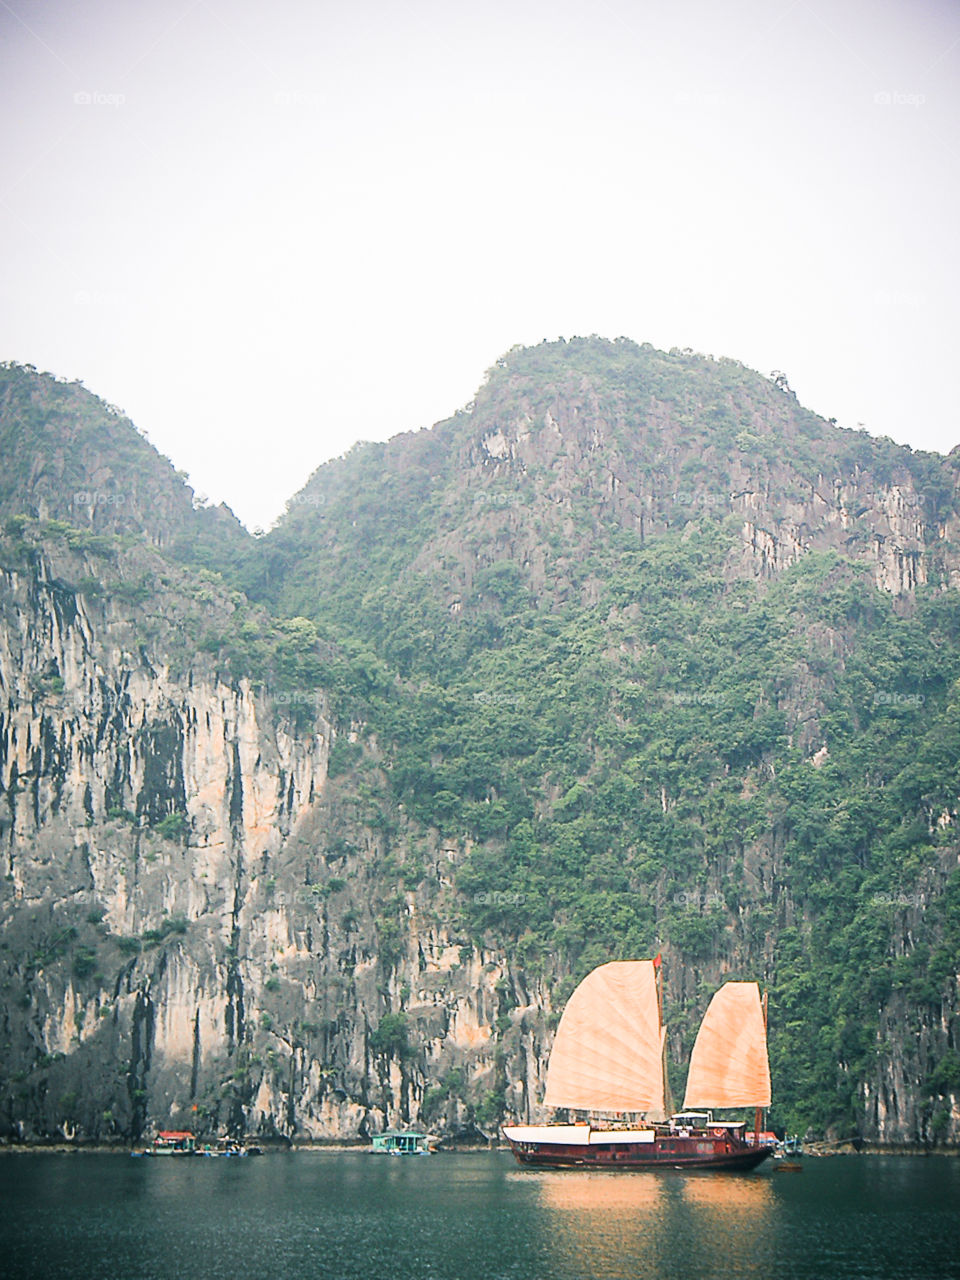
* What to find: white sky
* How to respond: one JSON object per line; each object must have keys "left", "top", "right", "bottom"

{"left": 1, "top": 0, "right": 958, "bottom": 530}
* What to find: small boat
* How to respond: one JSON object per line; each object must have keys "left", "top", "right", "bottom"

{"left": 133, "top": 1131, "right": 263, "bottom": 1158}
{"left": 773, "top": 1133, "right": 802, "bottom": 1168}
{"left": 197, "top": 1137, "right": 248, "bottom": 1157}
{"left": 371, "top": 1128, "right": 435, "bottom": 1155}
{"left": 133, "top": 1130, "right": 198, "bottom": 1156}
{"left": 503, "top": 959, "right": 775, "bottom": 1172}
{"left": 217, "top": 1137, "right": 249, "bottom": 1157}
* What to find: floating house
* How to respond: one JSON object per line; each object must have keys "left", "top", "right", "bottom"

{"left": 152, "top": 1131, "right": 197, "bottom": 1155}
{"left": 371, "top": 1128, "right": 431, "bottom": 1155}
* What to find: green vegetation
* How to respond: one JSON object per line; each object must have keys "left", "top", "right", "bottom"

{"left": 141, "top": 915, "right": 188, "bottom": 945}
{"left": 72, "top": 947, "right": 98, "bottom": 979}
{"left": 369, "top": 1012, "right": 410, "bottom": 1060}
{"left": 152, "top": 813, "right": 188, "bottom": 840}
{"left": 2, "top": 341, "right": 959, "bottom": 1142}
{"left": 232, "top": 338, "right": 960, "bottom": 1139}
{"left": 422, "top": 1067, "right": 466, "bottom": 1119}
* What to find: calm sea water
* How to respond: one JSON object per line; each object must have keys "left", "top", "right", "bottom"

{"left": 1, "top": 1151, "right": 957, "bottom": 1280}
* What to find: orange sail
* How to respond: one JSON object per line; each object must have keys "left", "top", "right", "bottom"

{"left": 682, "top": 981, "right": 771, "bottom": 1109}
{"left": 543, "top": 960, "right": 666, "bottom": 1115}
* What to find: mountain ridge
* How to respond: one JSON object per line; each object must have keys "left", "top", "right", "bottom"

{"left": 1, "top": 339, "right": 959, "bottom": 1149}
{"left": 263, "top": 338, "right": 959, "bottom": 621}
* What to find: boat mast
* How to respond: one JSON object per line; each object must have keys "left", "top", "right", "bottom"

{"left": 754, "top": 989, "right": 768, "bottom": 1143}
{"left": 654, "top": 954, "right": 673, "bottom": 1117}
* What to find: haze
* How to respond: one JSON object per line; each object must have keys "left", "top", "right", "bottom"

{"left": 1, "top": 0, "right": 957, "bottom": 529}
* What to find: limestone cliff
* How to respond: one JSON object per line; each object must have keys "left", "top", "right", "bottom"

{"left": 0, "top": 528, "right": 549, "bottom": 1143}
{"left": 2, "top": 344, "right": 959, "bottom": 1148}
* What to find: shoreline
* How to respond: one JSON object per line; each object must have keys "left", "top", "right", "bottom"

{"left": 803, "top": 1140, "right": 960, "bottom": 1157}
{"left": 1, "top": 1140, "right": 959, "bottom": 1157}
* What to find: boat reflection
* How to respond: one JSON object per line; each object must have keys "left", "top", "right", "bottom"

{"left": 676, "top": 1173, "right": 778, "bottom": 1273}
{"left": 535, "top": 1170, "right": 665, "bottom": 1213}
{"left": 680, "top": 1172, "right": 775, "bottom": 1211}
{"left": 531, "top": 1171, "right": 668, "bottom": 1276}
{"left": 531, "top": 1170, "right": 776, "bottom": 1278}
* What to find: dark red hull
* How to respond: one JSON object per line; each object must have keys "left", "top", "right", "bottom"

{"left": 506, "top": 1134, "right": 773, "bottom": 1171}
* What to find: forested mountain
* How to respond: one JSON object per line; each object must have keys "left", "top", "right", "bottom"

{"left": 1, "top": 341, "right": 959, "bottom": 1147}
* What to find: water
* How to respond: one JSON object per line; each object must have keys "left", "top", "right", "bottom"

{"left": 1, "top": 1152, "right": 958, "bottom": 1280}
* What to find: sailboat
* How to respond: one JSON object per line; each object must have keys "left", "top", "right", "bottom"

{"left": 503, "top": 959, "right": 774, "bottom": 1170}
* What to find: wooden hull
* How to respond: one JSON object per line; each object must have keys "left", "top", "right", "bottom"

{"left": 504, "top": 1130, "right": 773, "bottom": 1172}
{"left": 135, "top": 1148, "right": 198, "bottom": 1157}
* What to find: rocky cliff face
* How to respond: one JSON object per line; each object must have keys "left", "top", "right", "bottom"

{"left": 450, "top": 351, "right": 960, "bottom": 601}
{"left": 269, "top": 343, "right": 960, "bottom": 637}
{"left": 1, "top": 345, "right": 959, "bottom": 1147}
{"left": 0, "top": 531, "right": 553, "bottom": 1143}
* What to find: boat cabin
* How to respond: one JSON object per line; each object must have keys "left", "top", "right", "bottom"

{"left": 153, "top": 1131, "right": 196, "bottom": 1153}
{"left": 372, "top": 1129, "right": 430, "bottom": 1155}
{"left": 670, "top": 1112, "right": 713, "bottom": 1130}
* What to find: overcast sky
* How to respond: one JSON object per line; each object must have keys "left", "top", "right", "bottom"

{"left": 1, "top": 0, "right": 958, "bottom": 529}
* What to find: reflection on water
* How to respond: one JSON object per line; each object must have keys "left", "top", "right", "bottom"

{"left": 1, "top": 1153, "right": 959, "bottom": 1280}
{"left": 534, "top": 1169, "right": 665, "bottom": 1213}
{"left": 681, "top": 1171, "right": 775, "bottom": 1211}
{"left": 677, "top": 1172, "right": 778, "bottom": 1279}
{"left": 533, "top": 1170, "right": 669, "bottom": 1280}
{"left": 532, "top": 1169, "right": 777, "bottom": 1280}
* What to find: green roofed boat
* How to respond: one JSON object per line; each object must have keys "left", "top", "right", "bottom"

{"left": 371, "top": 1129, "right": 435, "bottom": 1155}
